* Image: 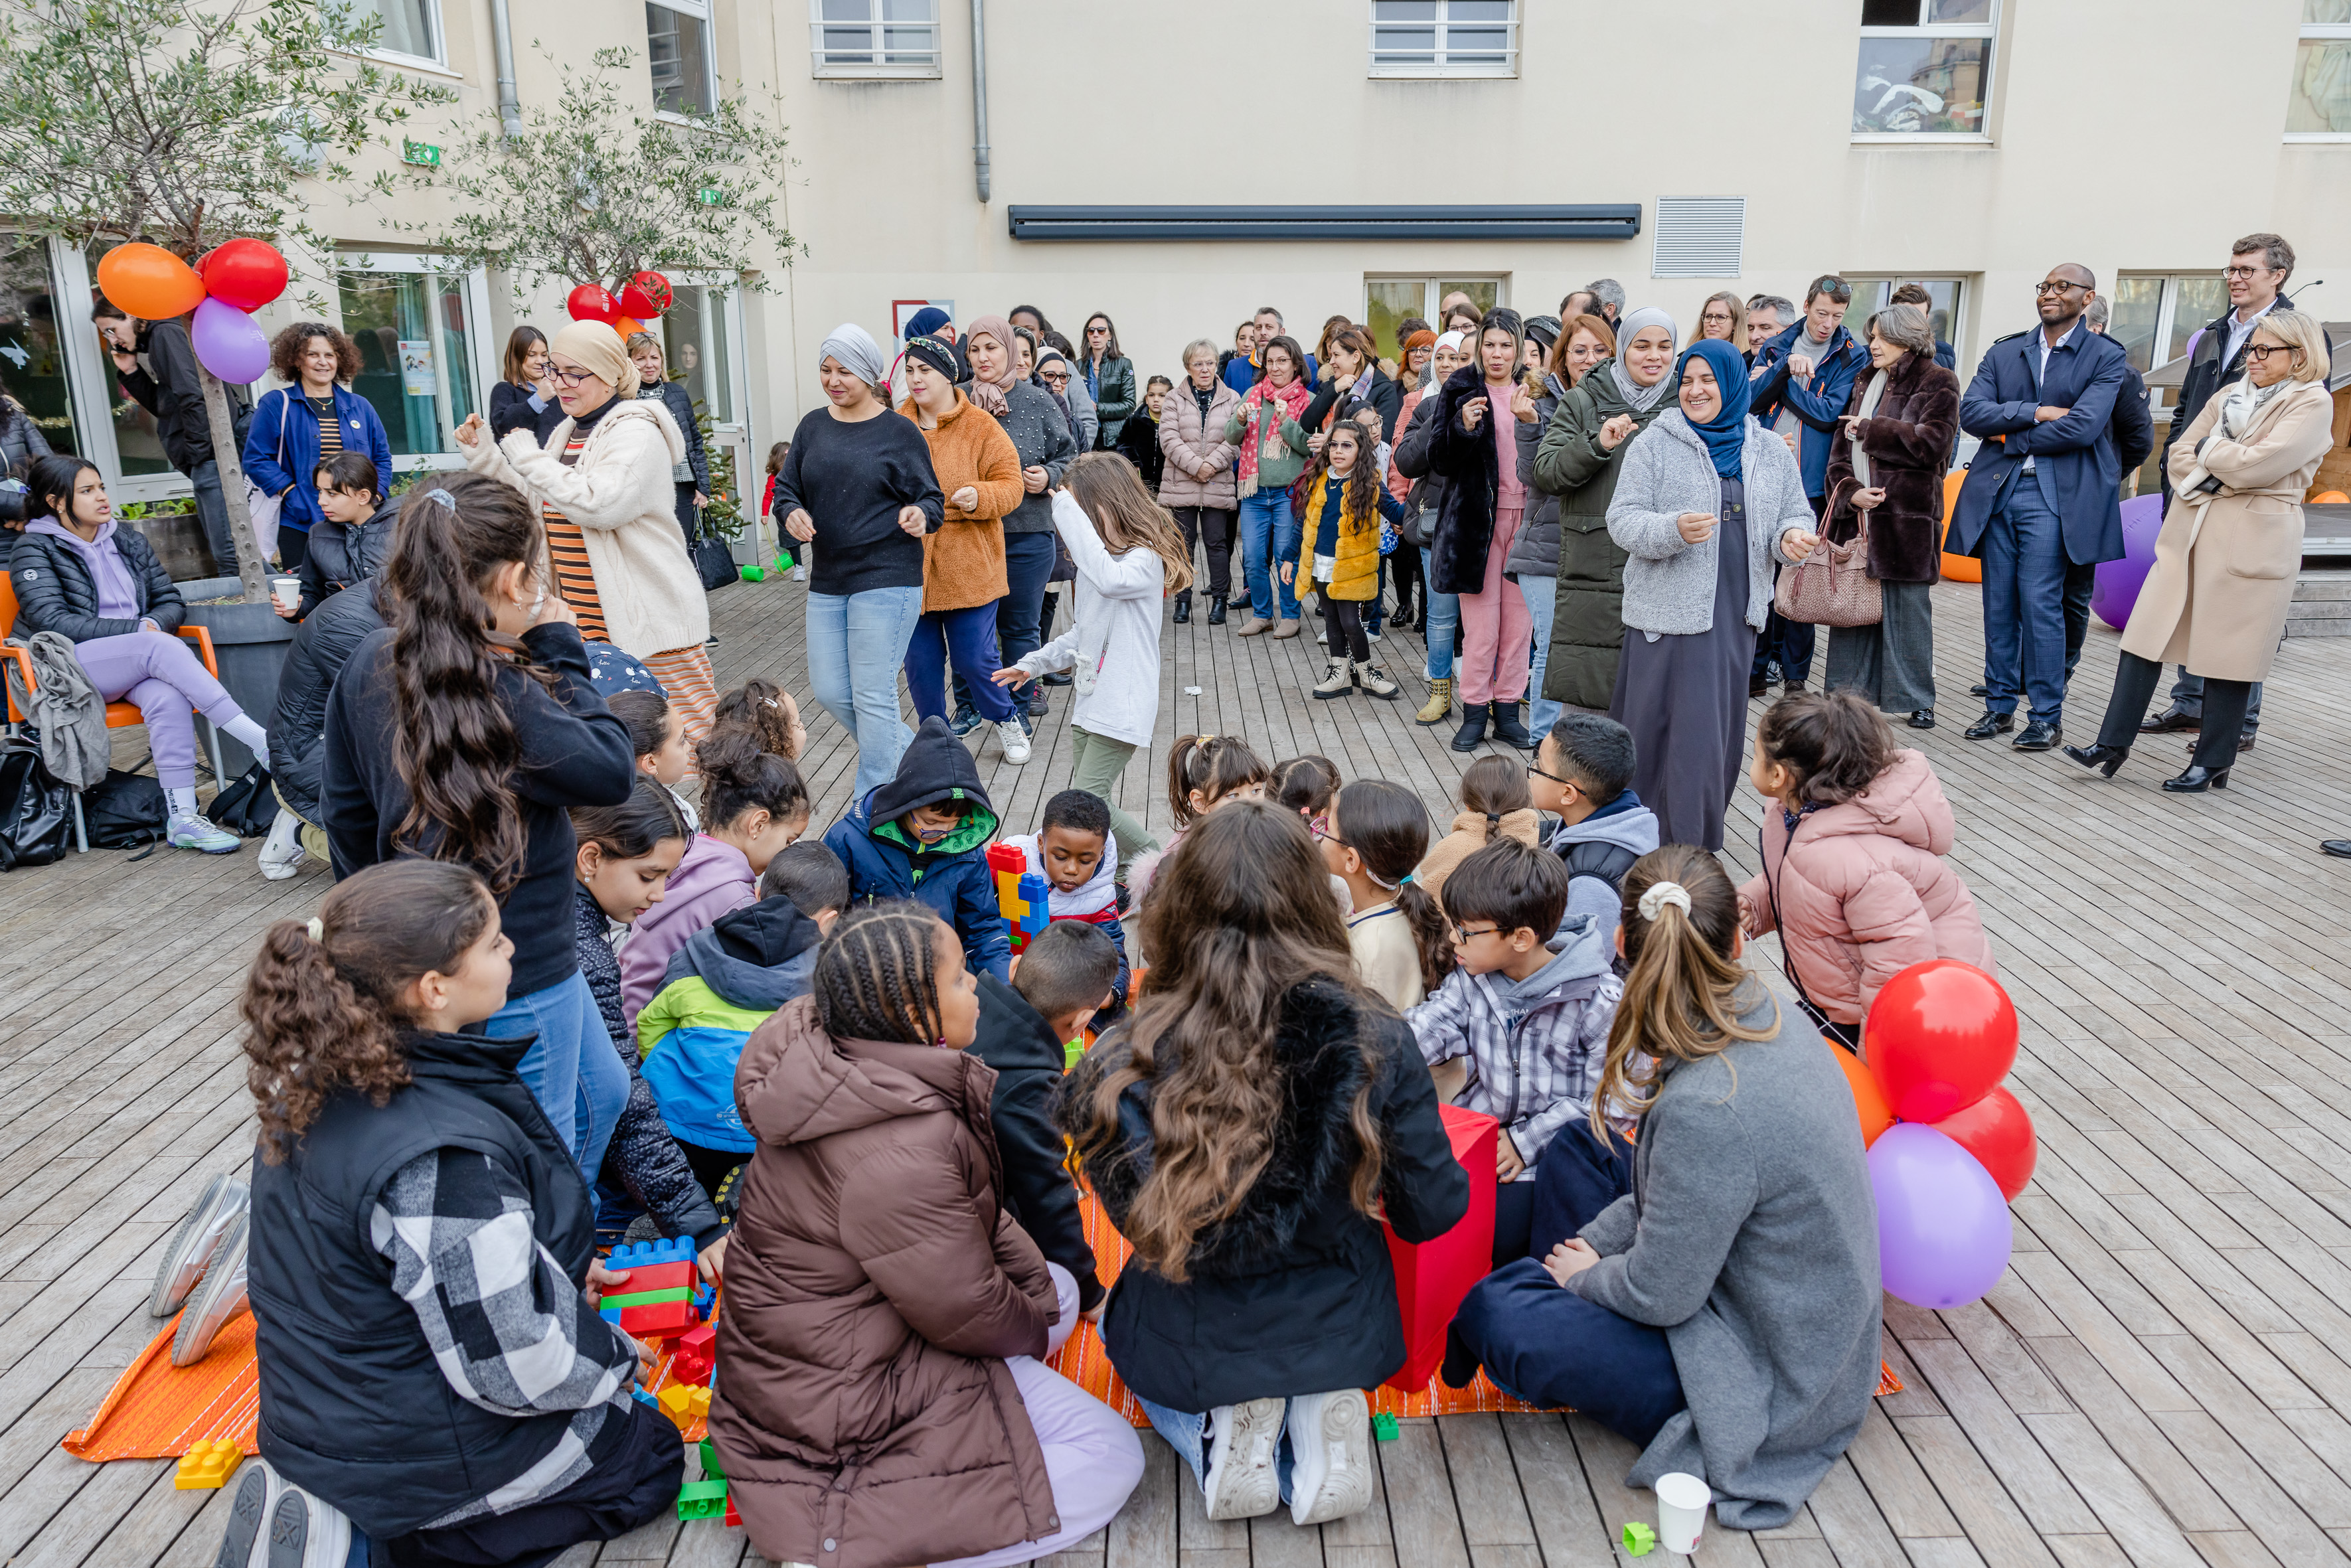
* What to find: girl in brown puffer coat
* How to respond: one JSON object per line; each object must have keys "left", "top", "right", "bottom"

{"left": 710, "top": 902, "right": 1143, "bottom": 1568}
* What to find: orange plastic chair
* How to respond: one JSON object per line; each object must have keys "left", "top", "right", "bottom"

{"left": 0, "top": 569, "right": 228, "bottom": 851}
{"left": 1938, "top": 468, "right": 1981, "bottom": 584}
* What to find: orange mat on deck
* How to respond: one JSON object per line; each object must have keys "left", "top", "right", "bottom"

{"left": 64, "top": 1314, "right": 260, "bottom": 1462}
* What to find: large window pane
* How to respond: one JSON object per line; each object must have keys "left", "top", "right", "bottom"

{"left": 351, "top": 0, "right": 437, "bottom": 59}
{"left": 0, "top": 240, "right": 82, "bottom": 474}
{"left": 1362, "top": 280, "right": 1426, "bottom": 360}
{"left": 2290, "top": 39, "right": 2351, "bottom": 132}
{"left": 2310, "top": 0, "right": 2351, "bottom": 23}
{"left": 661, "top": 285, "right": 733, "bottom": 426}
{"left": 338, "top": 268, "right": 479, "bottom": 464}
{"left": 1436, "top": 278, "right": 1500, "bottom": 318}
{"left": 649, "top": 3, "right": 714, "bottom": 115}
{"left": 86, "top": 240, "right": 171, "bottom": 475}
{"left": 2107, "top": 277, "right": 2164, "bottom": 374}
{"left": 1854, "top": 35, "right": 1989, "bottom": 131}
{"left": 1927, "top": 0, "right": 1991, "bottom": 21}
{"left": 1860, "top": 0, "right": 1918, "bottom": 23}
{"left": 2164, "top": 277, "right": 2231, "bottom": 363}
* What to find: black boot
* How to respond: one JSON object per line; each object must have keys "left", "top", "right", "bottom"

{"left": 1450, "top": 702, "right": 1489, "bottom": 753}
{"left": 1173, "top": 590, "right": 1192, "bottom": 625}
{"left": 1206, "top": 596, "right": 1226, "bottom": 626}
{"left": 1489, "top": 701, "right": 1533, "bottom": 750}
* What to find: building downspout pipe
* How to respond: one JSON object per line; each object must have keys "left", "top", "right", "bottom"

{"left": 491, "top": 0, "right": 525, "bottom": 138}
{"left": 971, "top": 0, "right": 991, "bottom": 203}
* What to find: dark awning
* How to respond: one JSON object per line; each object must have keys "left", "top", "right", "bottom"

{"left": 1005, "top": 205, "right": 1643, "bottom": 243}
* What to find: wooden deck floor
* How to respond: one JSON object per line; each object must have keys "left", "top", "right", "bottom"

{"left": 12, "top": 572, "right": 2351, "bottom": 1568}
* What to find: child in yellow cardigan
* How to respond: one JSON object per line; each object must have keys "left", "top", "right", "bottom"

{"left": 1285, "top": 422, "right": 1406, "bottom": 700}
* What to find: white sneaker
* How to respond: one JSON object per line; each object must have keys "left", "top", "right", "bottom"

{"left": 150, "top": 1172, "right": 248, "bottom": 1317}
{"left": 171, "top": 1210, "right": 248, "bottom": 1366}
{"left": 169, "top": 815, "right": 242, "bottom": 854}
{"left": 266, "top": 1470, "right": 353, "bottom": 1568}
{"left": 1202, "top": 1397, "right": 1285, "bottom": 1521}
{"left": 789, "top": 564, "right": 808, "bottom": 581}
{"left": 1287, "top": 1389, "right": 1374, "bottom": 1526}
{"left": 257, "top": 838, "right": 304, "bottom": 881}
{"left": 995, "top": 719, "right": 1032, "bottom": 765}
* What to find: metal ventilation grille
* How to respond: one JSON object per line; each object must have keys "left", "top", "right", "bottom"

{"left": 1651, "top": 196, "right": 1745, "bottom": 279}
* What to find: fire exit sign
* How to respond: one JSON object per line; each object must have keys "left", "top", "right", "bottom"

{"left": 402, "top": 140, "right": 441, "bottom": 167}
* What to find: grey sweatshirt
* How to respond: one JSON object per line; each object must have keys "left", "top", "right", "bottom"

{"left": 1572, "top": 988, "right": 1882, "bottom": 1529}
{"left": 995, "top": 380, "right": 1080, "bottom": 534}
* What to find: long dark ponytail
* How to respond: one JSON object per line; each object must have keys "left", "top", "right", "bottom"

{"left": 382, "top": 472, "right": 553, "bottom": 897}
{"left": 1335, "top": 779, "right": 1453, "bottom": 996}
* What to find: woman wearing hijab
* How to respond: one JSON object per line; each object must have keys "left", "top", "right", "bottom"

{"left": 770, "top": 323, "right": 946, "bottom": 799}
{"left": 1534, "top": 309, "right": 1678, "bottom": 714}
{"left": 457, "top": 320, "right": 717, "bottom": 734}
{"left": 1606, "top": 338, "right": 1820, "bottom": 851}
{"left": 1428, "top": 307, "right": 1537, "bottom": 751}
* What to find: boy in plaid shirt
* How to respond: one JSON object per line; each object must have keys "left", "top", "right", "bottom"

{"left": 1407, "top": 837, "right": 1622, "bottom": 1269}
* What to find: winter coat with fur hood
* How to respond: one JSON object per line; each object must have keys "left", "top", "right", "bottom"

{"left": 710, "top": 995, "right": 1060, "bottom": 1568}
{"left": 464, "top": 396, "right": 711, "bottom": 657}
{"left": 1059, "top": 977, "right": 1471, "bottom": 1410}
{"left": 1737, "top": 749, "right": 1994, "bottom": 1027}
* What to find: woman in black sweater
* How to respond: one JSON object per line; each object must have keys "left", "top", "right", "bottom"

{"left": 770, "top": 323, "right": 945, "bottom": 802}
{"left": 321, "top": 472, "right": 637, "bottom": 1186}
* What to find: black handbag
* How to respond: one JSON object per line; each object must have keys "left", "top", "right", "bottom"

{"left": 80, "top": 768, "right": 167, "bottom": 848}
{"left": 204, "top": 761, "right": 280, "bottom": 838}
{"left": 0, "top": 741, "right": 72, "bottom": 870}
{"left": 692, "top": 515, "right": 736, "bottom": 592}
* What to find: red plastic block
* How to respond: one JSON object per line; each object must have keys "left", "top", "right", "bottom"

{"left": 614, "top": 1296, "right": 701, "bottom": 1338}
{"left": 1382, "top": 1103, "right": 1497, "bottom": 1393}
{"left": 724, "top": 1491, "right": 740, "bottom": 1528}
{"left": 671, "top": 1322, "right": 716, "bottom": 1385}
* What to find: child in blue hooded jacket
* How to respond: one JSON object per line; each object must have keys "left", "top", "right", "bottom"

{"left": 822, "top": 714, "right": 1013, "bottom": 980}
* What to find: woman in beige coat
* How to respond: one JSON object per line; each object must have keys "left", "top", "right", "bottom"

{"left": 2066, "top": 310, "right": 2334, "bottom": 793}
{"left": 1158, "top": 338, "right": 1242, "bottom": 623}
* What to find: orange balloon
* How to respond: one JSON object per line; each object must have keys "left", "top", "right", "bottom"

{"left": 612, "top": 315, "right": 645, "bottom": 338}
{"left": 1827, "top": 1036, "right": 1895, "bottom": 1147}
{"left": 1939, "top": 468, "right": 1981, "bottom": 584}
{"left": 96, "top": 243, "right": 207, "bottom": 322}
{"left": 2314, "top": 491, "right": 2349, "bottom": 505}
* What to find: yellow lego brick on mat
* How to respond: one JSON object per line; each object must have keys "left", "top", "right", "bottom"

{"left": 174, "top": 1439, "right": 242, "bottom": 1489}
{"left": 658, "top": 1383, "right": 711, "bottom": 1429}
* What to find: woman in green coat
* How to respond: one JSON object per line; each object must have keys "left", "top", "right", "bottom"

{"left": 1533, "top": 308, "right": 1679, "bottom": 712}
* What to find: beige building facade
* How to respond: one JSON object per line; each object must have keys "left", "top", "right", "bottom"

{"left": 4, "top": 0, "right": 2346, "bottom": 526}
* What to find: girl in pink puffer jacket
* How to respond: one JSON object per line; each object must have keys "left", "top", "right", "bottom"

{"left": 1738, "top": 690, "right": 1993, "bottom": 1047}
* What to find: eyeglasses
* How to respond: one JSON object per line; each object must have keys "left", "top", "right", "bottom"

{"left": 1087, "top": 326, "right": 1109, "bottom": 336}
{"left": 2034, "top": 281, "right": 2091, "bottom": 297}
{"left": 1038, "top": 370, "right": 1070, "bottom": 385}
{"left": 1449, "top": 923, "right": 1501, "bottom": 943}
{"left": 2244, "top": 343, "right": 2296, "bottom": 362}
{"left": 546, "top": 362, "right": 594, "bottom": 386}
{"left": 2224, "top": 266, "right": 2269, "bottom": 281}
{"left": 1525, "top": 760, "right": 1580, "bottom": 791}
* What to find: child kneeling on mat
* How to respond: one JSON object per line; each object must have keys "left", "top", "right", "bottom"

{"left": 236, "top": 860, "right": 679, "bottom": 1568}
{"left": 1447, "top": 846, "right": 1883, "bottom": 1531}
{"left": 1059, "top": 801, "right": 1469, "bottom": 1527}
{"left": 712, "top": 902, "right": 1143, "bottom": 1568}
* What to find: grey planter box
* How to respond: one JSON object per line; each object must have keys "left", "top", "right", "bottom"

{"left": 181, "top": 595, "right": 296, "bottom": 779}
{"left": 124, "top": 510, "right": 220, "bottom": 583}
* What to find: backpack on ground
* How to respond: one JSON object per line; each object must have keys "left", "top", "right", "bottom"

{"left": 81, "top": 768, "right": 167, "bottom": 848}
{"left": 0, "top": 741, "right": 73, "bottom": 870}
{"left": 203, "top": 761, "right": 280, "bottom": 838}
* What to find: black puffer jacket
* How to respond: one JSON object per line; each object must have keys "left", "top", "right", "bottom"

{"left": 972, "top": 971, "right": 1104, "bottom": 1311}
{"left": 575, "top": 883, "right": 728, "bottom": 1247}
{"left": 0, "top": 400, "right": 54, "bottom": 477}
{"left": 294, "top": 497, "right": 396, "bottom": 619}
{"left": 269, "top": 580, "right": 384, "bottom": 823}
{"left": 1060, "top": 978, "right": 1469, "bottom": 1410}
{"left": 1423, "top": 365, "right": 1505, "bottom": 597}
{"left": 1390, "top": 394, "right": 1455, "bottom": 551}
{"left": 6, "top": 522, "right": 182, "bottom": 643}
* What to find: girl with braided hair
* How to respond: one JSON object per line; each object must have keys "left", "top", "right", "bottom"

{"left": 712, "top": 902, "right": 1144, "bottom": 1568}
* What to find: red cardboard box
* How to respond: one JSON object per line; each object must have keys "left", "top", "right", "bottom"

{"left": 1383, "top": 1103, "right": 1498, "bottom": 1393}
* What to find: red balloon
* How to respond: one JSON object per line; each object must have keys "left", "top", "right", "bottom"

{"left": 630, "top": 270, "right": 674, "bottom": 314}
{"left": 1865, "top": 959, "right": 2018, "bottom": 1123}
{"left": 615, "top": 283, "right": 659, "bottom": 321}
{"left": 567, "top": 285, "right": 618, "bottom": 325}
{"left": 1927, "top": 1085, "right": 2037, "bottom": 1202}
{"left": 197, "top": 238, "right": 288, "bottom": 313}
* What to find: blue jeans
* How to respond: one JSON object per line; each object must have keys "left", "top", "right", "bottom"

{"left": 907, "top": 603, "right": 1016, "bottom": 724}
{"left": 1420, "top": 543, "right": 1460, "bottom": 680}
{"left": 1979, "top": 475, "right": 2069, "bottom": 725}
{"left": 487, "top": 971, "right": 630, "bottom": 1188}
{"left": 1518, "top": 572, "right": 1558, "bottom": 738}
{"left": 1137, "top": 1397, "right": 1299, "bottom": 1508}
{"left": 1240, "top": 489, "right": 1301, "bottom": 623}
{"left": 1001, "top": 531, "right": 1058, "bottom": 670}
{"left": 806, "top": 584, "right": 923, "bottom": 801}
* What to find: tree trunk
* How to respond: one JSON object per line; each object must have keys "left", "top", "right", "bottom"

{"left": 197, "top": 364, "right": 268, "bottom": 602}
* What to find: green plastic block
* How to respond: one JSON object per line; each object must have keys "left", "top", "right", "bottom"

{"left": 601, "top": 1285, "right": 694, "bottom": 1310}
{"left": 699, "top": 1437, "right": 724, "bottom": 1480}
{"left": 677, "top": 1478, "right": 728, "bottom": 1520}
{"left": 738, "top": 565, "right": 765, "bottom": 582}
{"left": 1372, "top": 1411, "right": 1399, "bottom": 1441}
{"left": 1621, "top": 1522, "right": 1657, "bottom": 1557}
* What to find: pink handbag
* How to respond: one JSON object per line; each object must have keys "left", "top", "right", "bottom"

{"left": 1774, "top": 482, "right": 1882, "bottom": 628}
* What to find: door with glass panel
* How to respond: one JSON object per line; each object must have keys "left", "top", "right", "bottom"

{"left": 1364, "top": 277, "right": 1502, "bottom": 362}
{"left": 336, "top": 256, "right": 491, "bottom": 471}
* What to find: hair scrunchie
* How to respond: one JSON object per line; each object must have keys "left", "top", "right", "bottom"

{"left": 1637, "top": 882, "right": 1692, "bottom": 923}
{"left": 305, "top": 916, "right": 325, "bottom": 942}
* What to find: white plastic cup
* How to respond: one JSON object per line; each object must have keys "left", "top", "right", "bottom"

{"left": 1655, "top": 1472, "right": 1711, "bottom": 1555}
{"left": 270, "top": 575, "right": 301, "bottom": 612}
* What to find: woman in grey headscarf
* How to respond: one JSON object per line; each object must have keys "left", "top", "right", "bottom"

{"left": 770, "top": 322, "right": 947, "bottom": 799}
{"left": 1532, "top": 306, "right": 1680, "bottom": 712}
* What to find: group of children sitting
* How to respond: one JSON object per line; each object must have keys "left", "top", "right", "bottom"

{"left": 217, "top": 562, "right": 1993, "bottom": 1568}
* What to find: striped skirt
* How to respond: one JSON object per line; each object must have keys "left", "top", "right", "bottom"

{"left": 645, "top": 645, "right": 719, "bottom": 743}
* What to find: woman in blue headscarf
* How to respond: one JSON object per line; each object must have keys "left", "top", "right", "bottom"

{"left": 1603, "top": 337, "right": 1820, "bottom": 852}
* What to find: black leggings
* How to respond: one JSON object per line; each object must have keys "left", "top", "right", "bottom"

{"left": 1321, "top": 594, "right": 1370, "bottom": 663}
{"left": 1171, "top": 506, "right": 1234, "bottom": 600}
{"left": 2097, "top": 650, "right": 2253, "bottom": 771}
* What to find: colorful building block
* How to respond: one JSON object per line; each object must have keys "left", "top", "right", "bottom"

{"left": 632, "top": 1386, "right": 661, "bottom": 1410}
{"left": 677, "top": 1478, "right": 729, "bottom": 1520}
{"left": 671, "top": 1322, "right": 716, "bottom": 1386}
{"left": 604, "top": 1294, "right": 702, "bottom": 1337}
{"left": 659, "top": 1383, "right": 713, "bottom": 1429}
{"left": 1372, "top": 1411, "right": 1400, "bottom": 1441}
{"left": 725, "top": 1490, "right": 740, "bottom": 1528}
{"left": 605, "top": 1237, "right": 698, "bottom": 1298}
{"left": 987, "top": 843, "right": 1051, "bottom": 953}
{"left": 699, "top": 1437, "right": 725, "bottom": 1480}
{"left": 174, "top": 1439, "right": 242, "bottom": 1489}
{"left": 601, "top": 1285, "right": 695, "bottom": 1311}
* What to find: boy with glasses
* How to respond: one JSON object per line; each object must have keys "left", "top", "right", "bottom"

{"left": 1524, "top": 713, "right": 1657, "bottom": 951}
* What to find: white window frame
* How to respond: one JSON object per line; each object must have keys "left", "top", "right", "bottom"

{"left": 808, "top": 0, "right": 942, "bottom": 80}
{"left": 1852, "top": 0, "right": 1999, "bottom": 144}
{"left": 334, "top": 251, "right": 496, "bottom": 473}
{"left": 2286, "top": 5, "right": 2351, "bottom": 141}
{"left": 1368, "top": 1, "right": 1520, "bottom": 80}
{"left": 333, "top": 0, "right": 453, "bottom": 76}
{"left": 649, "top": 0, "right": 720, "bottom": 120}
{"left": 1842, "top": 274, "right": 1969, "bottom": 356}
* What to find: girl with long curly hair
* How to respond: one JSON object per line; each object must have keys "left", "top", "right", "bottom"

{"left": 236, "top": 859, "right": 683, "bottom": 1567}
{"left": 1286, "top": 420, "right": 1406, "bottom": 702}
{"left": 320, "top": 471, "right": 638, "bottom": 1186}
{"left": 1057, "top": 799, "right": 1469, "bottom": 1529}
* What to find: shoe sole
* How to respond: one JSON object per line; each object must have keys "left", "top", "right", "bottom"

{"left": 1289, "top": 1391, "right": 1374, "bottom": 1526}
{"left": 152, "top": 1174, "right": 248, "bottom": 1318}
{"left": 214, "top": 1464, "right": 272, "bottom": 1568}
{"left": 1203, "top": 1398, "right": 1285, "bottom": 1521}
{"left": 173, "top": 1212, "right": 249, "bottom": 1367}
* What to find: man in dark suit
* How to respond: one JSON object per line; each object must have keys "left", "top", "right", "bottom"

{"left": 1949, "top": 263, "right": 2129, "bottom": 752}
{"left": 2069, "top": 295, "right": 2155, "bottom": 682}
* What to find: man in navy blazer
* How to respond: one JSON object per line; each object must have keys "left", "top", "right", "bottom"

{"left": 1949, "top": 264, "right": 2129, "bottom": 751}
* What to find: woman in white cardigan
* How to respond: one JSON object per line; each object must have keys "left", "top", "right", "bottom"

{"left": 455, "top": 321, "right": 717, "bottom": 735}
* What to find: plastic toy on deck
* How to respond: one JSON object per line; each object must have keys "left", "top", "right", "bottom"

{"left": 671, "top": 1322, "right": 716, "bottom": 1385}
{"left": 987, "top": 844, "right": 1050, "bottom": 954}
{"left": 174, "top": 1439, "right": 242, "bottom": 1489}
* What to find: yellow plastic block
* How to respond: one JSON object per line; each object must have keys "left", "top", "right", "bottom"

{"left": 658, "top": 1383, "right": 712, "bottom": 1429}
{"left": 175, "top": 1439, "right": 242, "bottom": 1490}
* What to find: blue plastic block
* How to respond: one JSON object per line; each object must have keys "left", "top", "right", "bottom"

{"left": 609, "top": 1237, "right": 696, "bottom": 1270}
{"left": 694, "top": 1285, "right": 716, "bottom": 1321}
{"left": 632, "top": 1386, "right": 661, "bottom": 1410}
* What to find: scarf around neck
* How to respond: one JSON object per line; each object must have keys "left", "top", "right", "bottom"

{"left": 1676, "top": 339, "right": 1753, "bottom": 479}
{"left": 1236, "top": 375, "right": 1313, "bottom": 497}
{"left": 964, "top": 313, "right": 1018, "bottom": 416}
{"left": 1607, "top": 306, "right": 1678, "bottom": 414}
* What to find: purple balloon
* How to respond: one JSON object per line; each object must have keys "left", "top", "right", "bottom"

{"left": 191, "top": 296, "right": 269, "bottom": 385}
{"left": 1868, "top": 1123, "right": 2012, "bottom": 1309}
{"left": 2091, "top": 493, "right": 2166, "bottom": 632}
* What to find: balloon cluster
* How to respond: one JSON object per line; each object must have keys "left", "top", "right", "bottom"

{"left": 568, "top": 272, "right": 673, "bottom": 339}
{"left": 1837, "top": 960, "right": 2035, "bottom": 1311}
{"left": 95, "top": 240, "right": 289, "bottom": 385}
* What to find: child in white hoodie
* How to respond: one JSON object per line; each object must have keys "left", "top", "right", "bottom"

{"left": 994, "top": 452, "right": 1194, "bottom": 883}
